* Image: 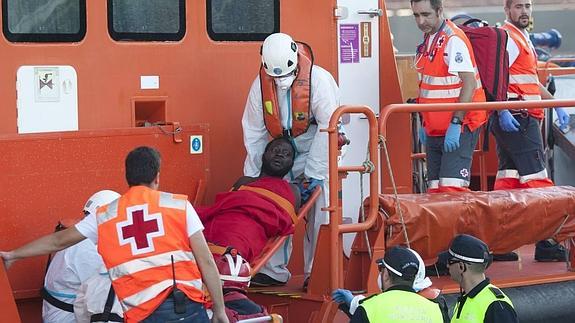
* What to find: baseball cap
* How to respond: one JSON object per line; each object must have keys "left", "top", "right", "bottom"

{"left": 448, "top": 234, "right": 490, "bottom": 264}
{"left": 377, "top": 246, "right": 419, "bottom": 279}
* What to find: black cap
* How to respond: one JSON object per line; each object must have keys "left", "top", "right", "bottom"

{"left": 448, "top": 234, "right": 490, "bottom": 264}
{"left": 377, "top": 246, "right": 419, "bottom": 279}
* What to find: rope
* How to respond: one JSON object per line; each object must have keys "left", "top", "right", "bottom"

{"left": 378, "top": 135, "right": 411, "bottom": 249}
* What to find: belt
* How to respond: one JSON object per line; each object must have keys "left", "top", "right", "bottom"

{"left": 41, "top": 287, "right": 74, "bottom": 312}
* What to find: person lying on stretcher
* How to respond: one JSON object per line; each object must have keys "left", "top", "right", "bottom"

{"left": 197, "top": 137, "right": 303, "bottom": 262}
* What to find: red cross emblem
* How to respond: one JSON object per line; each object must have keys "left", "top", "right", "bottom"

{"left": 437, "top": 35, "right": 446, "bottom": 48}
{"left": 117, "top": 205, "right": 165, "bottom": 255}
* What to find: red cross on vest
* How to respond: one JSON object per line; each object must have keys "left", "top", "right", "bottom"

{"left": 118, "top": 205, "right": 165, "bottom": 255}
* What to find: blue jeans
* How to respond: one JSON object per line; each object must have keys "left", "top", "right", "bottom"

{"left": 141, "top": 296, "right": 209, "bottom": 323}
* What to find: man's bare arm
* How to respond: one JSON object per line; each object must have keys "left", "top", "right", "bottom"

{"left": 189, "top": 232, "right": 229, "bottom": 323}
{"left": 0, "top": 226, "right": 86, "bottom": 269}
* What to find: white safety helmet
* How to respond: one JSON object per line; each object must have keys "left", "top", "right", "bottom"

{"left": 261, "top": 33, "right": 299, "bottom": 77}
{"left": 409, "top": 248, "right": 432, "bottom": 292}
{"left": 83, "top": 190, "right": 121, "bottom": 216}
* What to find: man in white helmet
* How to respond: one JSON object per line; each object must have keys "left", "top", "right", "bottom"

{"left": 39, "top": 190, "right": 120, "bottom": 323}
{"left": 242, "top": 32, "right": 339, "bottom": 288}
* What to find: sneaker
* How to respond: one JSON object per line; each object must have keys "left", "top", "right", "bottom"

{"left": 492, "top": 252, "right": 519, "bottom": 262}
{"left": 534, "top": 240, "right": 567, "bottom": 262}
{"left": 250, "top": 273, "right": 286, "bottom": 287}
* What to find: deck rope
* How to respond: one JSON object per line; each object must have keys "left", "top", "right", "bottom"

{"left": 379, "top": 134, "right": 411, "bottom": 249}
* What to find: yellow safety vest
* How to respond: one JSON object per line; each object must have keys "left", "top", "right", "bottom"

{"left": 451, "top": 284, "right": 514, "bottom": 323}
{"left": 360, "top": 289, "right": 444, "bottom": 322}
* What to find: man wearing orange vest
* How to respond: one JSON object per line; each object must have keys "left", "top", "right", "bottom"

{"left": 95, "top": 147, "right": 228, "bottom": 322}
{"left": 242, "top": 33, "right": 339, "bottom": 288}
{"left": 0, "top": 147, "right": 229, "bottom": 323}
{"left": 493, "top": 0, "right": 569, "bottom": 261}
{"left": 412, "top": 0, "right": 487, "bottom": 193}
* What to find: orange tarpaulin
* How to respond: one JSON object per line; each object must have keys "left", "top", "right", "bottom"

{"left": 377, "top": 186, "right": 575, "bottom": 261}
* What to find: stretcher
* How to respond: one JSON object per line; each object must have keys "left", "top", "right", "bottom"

{"left": 207, "top": 186, "right": 321, "bottom": 274}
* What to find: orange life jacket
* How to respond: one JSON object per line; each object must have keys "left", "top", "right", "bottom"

{"left": 416, "top": 20, "right": 487, "bottom": 136}
{"left": 502, "top": 22, "right": 544, "bottom": 119}
{"left": 97, "top": 186, "right": 204, "bottom": 323}
{"left": 259, "top": 42, "right": 313, "bottom": 138}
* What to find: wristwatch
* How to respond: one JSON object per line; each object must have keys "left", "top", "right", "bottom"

{"left": 451, "top": 116, "right": 463, "bottom": 125}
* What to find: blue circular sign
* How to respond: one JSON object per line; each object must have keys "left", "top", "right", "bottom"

{"left": 192, "top": 138, "right": 201, "bottom": 152}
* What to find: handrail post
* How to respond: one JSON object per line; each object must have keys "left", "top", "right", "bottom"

{"left": 323, "top": 105, "right": 379, "bottom": 291}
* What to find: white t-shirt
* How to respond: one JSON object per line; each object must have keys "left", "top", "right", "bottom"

{"left": 425, "top": 34, "right": 475, "bottom": 76}
{"left": 75, "top": 200, "right": 204, "bottom": 244}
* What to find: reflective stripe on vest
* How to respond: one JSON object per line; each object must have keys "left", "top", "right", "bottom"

{"left": 452, "top": 284, "right": 514, "bottom": 323}
{"left": 97, "top": 186, "right": 204, "bottom": 323}
{"left": 360, "top": 290, "right": 444, "bottom": 323}
{"left": 98, "top": 199, "right": 120, "bottom": 224}
{"left": 509, "top": 74, "right": 539, "bottom": 85}
{"left": 237, "top": 185, "right": 298, "bottom": 223}
{"left": 108, "top": 250, "right": 196, "bottom": 280}
{"left": 260, "top": 41, "right": 314, "bottom": 138}
{"left": 502, "top": 22, "right": 543, "bottom": 118}
{"left": 496, "top": 168, "right": 548, "bottom": 184}
{"left": 121, "top": 278, "right": 202, "bottom": 312}
{"left": 416, "top": 20, "right": 486, "bottom": 136}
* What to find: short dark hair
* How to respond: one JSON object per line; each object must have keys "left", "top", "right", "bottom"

{"left": 411, "top": 0, "right": 443, "bottom": 11}
{"left": 125, "top": 146, "right": 161, "bottom": 186}
{"left": 387, "top": 269, "right": 416, "bottom": 287}
{"left": 261, "top": 137, "right": 296, "bottom": 178}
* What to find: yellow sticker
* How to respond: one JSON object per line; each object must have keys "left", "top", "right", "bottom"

{"left": 264, "top": 101, "right": 273, "bottom": 115}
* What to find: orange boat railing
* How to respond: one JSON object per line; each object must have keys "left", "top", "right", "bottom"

{"left": 321, "top": 99, "right": 575, "bottom": 292}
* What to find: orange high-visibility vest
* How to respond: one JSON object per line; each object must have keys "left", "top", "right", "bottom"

{"left": 260, "top": 41, "right": 313, "bottom": 138}
{"left": 97, "top": 186, "right": 204, "bottom": 323}
{"left": 417, "top": 20, "right": 487, "bottom": 136}
{"left": 502, "top": 22, "right": 544, "bottom": 119}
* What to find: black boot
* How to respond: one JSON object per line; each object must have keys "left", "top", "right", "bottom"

{"left": 492, "top": 252, "right": 519, "bottom": 262}
{"left": 535, "top": 240, "right": 567, "bottom": 262}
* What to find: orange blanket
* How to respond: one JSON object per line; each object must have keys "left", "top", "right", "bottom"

{"left": 376, "top": 186, "right": 575, "bottom": 261}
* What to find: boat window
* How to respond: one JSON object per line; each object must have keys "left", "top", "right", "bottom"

{"left": 108, "top": 0, "right": 185, "bottom": 41}
{"left": 207, "top": 0, "right": 279, "bottom": 41}
{"left": 2, "top": 0, "right": 86, "bottom": 42}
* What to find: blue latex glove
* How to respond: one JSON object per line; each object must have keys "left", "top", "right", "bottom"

{"left": 498, "top": 110, "right": 520, "bottom": 132}
{"left": 443, "top": 123, "right": 461, "bottom": 153}
{"left": 300, "top": 178, "right": 323, "bottom": 203}
{"left": 332, "top": 289, "right": 354, "bottom": 306}
{"left": 555, "top": 108, "right": 570, "bottom": 130}
{"left": 418, "top": 127, "right": 427, "bottom": 146}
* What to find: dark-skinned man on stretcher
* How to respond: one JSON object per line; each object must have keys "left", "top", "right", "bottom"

{"left": 197, "top": 137, "right": 303, "bottom": 270}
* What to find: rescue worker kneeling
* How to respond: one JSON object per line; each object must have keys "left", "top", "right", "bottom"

{"left": 214, "top": 250, "right": 269, "bottom": 322}
{"left": 345, "top": 246, "right": 444, "bottom": 322}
